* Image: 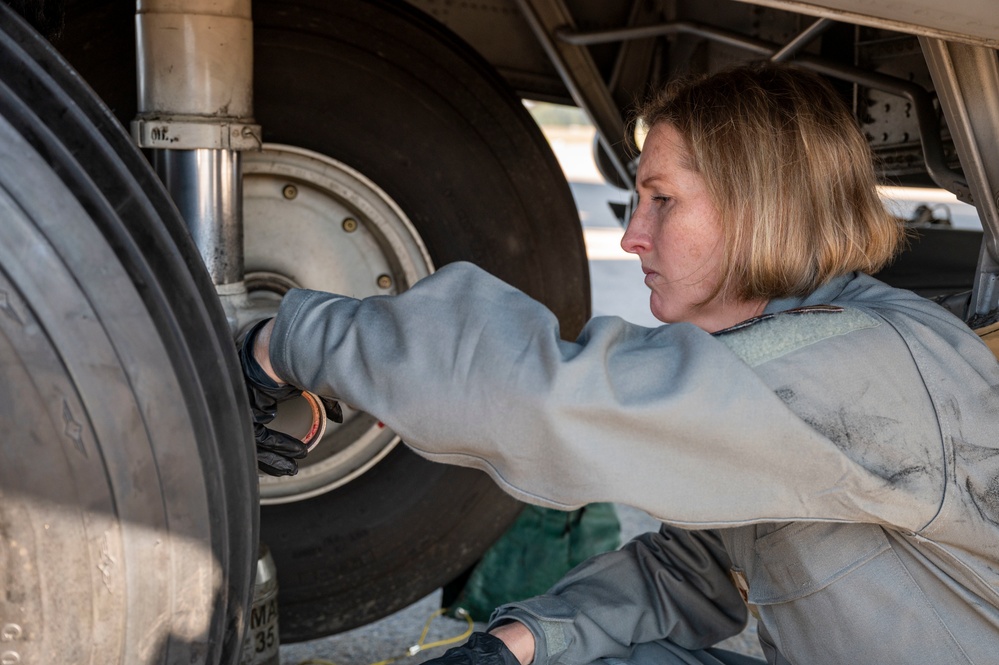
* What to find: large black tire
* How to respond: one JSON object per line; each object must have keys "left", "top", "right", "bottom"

{"left": 0, "top": 5, "right": 257, "bottom": 664}
{"left": 52, "top": 0, "right": 591, "bottom": 640}
{"left": 252, "top": 0, "right": 590, "bottom": 639}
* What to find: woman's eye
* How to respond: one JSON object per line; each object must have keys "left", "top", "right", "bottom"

{"left": 651, "top": 195, "right": 671, "bottom": 205}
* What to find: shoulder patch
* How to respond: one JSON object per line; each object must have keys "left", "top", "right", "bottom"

{"left": 713, "top": 305, "right": 846, "bottom": 334}
{"left": 713, "top": 305, "right": 880, "bottom": 367}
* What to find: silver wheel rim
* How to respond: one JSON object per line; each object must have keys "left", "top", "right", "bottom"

{"left": 243, "top": 144, "right": 433, "bottom": 504}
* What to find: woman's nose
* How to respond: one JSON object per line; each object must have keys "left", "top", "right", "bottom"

{"left": 620, "top": 213, "right": 650, "bottom": 255}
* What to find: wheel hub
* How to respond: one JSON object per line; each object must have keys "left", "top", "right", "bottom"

{"left": 242, "top": 144, "right": 434, "bottom": 504}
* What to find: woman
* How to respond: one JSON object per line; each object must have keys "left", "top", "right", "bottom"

{"left": 242, "top": 65, "right": 999, "bottom": 664}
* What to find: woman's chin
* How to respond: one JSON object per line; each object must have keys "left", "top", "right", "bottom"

{"left": 649, "top": 294, "right": 674, "bottom": 324}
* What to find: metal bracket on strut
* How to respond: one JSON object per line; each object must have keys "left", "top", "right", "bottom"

{"left": 132, "top": 117, "right": 262, "bottom": 151}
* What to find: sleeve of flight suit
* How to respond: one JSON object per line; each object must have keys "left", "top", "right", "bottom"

{"left": 486, "top": 525, "right": 748, "bottom": 665}
{"left": 269, "top": 261, "right": 944, "bottom": 531}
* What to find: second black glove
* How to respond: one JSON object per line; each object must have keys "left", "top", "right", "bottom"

{"left": 421, "top": 632, "right": 523, "bottom": 665}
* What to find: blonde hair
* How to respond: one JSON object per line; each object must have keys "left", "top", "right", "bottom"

{"left": 636, "top": 64, "right": 904, "bottom": 301}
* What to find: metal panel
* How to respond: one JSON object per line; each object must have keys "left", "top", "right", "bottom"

{"left": 734, "top": 0, "right": 999, "bottom": 48}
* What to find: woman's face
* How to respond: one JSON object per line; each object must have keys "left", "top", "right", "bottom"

{"left": 621, "top": 123, "right": 765, "bottom": 331}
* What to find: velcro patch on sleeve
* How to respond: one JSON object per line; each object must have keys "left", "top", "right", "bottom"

{"left": 713, "top": 305, "right": 881, "bottom": 367}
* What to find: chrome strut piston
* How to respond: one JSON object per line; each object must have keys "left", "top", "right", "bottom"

{"left": 133, "top": 0, "right": 263, "bottom": 331}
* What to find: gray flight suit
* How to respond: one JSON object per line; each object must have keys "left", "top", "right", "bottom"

{"left": 270, "top": 262, "right": 999, "bottom": 665}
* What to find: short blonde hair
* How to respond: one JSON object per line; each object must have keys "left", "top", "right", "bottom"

{"left": 636, "top": 64, "right": 904, "bottom": 301}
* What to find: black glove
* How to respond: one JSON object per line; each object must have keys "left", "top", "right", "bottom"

{"left": 238, "top": 318, "right": 342, "bottom": 476}
{"left": 424, "top": 633, "right": 522, "bottom": 665}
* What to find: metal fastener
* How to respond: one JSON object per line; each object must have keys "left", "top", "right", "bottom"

{"left": 342, "top": 218, "right": 358, "bottom": 233}
{"left": 282, "top": 184, "right": 298, "bottom": 200}
{"left": 377, "top": 274, "right": 393, "bottom": 289}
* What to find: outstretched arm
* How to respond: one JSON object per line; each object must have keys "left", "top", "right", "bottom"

{"left": 265, "top": 262, "right": 941, "bottom": 530}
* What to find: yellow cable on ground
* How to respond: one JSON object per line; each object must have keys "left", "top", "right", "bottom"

{"left": 297, "top": 607, "right": 475, "bottom": 665}
{"left": 413, "top": 607, "right": 476, "bottom": 654}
